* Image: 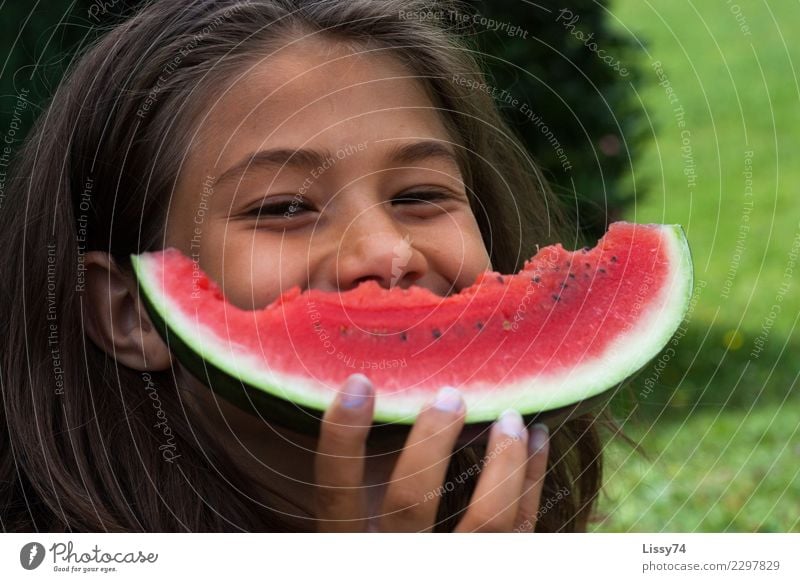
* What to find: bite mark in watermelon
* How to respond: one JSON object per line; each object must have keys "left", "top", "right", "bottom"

{"left": 131, "top": 222, "right": 693, "bottom": 432}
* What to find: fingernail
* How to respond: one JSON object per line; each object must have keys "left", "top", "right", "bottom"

{"left": 529, "top": 423, "right": 549, "bottom": 454}
{"left": 432, "top": 386, "right": 464, "bottom": 413}
{"left": 340, "top": 373, "right": 372, "bottom": 409}
{"left": 496, "top": 409, "right": 526, "bottom": 440}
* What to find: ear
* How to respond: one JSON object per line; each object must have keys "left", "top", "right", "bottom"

{"left": 83, "top": 251, "right": 172, "bottom": 371}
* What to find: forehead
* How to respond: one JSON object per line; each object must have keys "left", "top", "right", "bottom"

{"left": 191, "top": 40, "right": 454, "bottom": 171}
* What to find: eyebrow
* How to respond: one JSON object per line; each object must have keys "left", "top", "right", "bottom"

{"left": 382, "top": 140, "right": 460, "bottom": 168}
{"left": 212, "top": 140, "right": 461, "bottom": 189}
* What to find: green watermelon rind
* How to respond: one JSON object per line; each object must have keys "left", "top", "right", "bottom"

{"left": 131, "top": 223, "right": 693, "bottom": 425}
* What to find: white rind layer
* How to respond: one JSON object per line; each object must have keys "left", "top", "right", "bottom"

{"left": 132, "top": 224, "right": 693, "bottom": 423}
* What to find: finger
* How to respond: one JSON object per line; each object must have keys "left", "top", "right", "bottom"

{"left": 314, "top": 373, "right": 374, "bottom": 532}
{"left": 378, "top": 386, "right": 466, "bottom": 532}
{"left": 513, "top": 423, "right": 550, "bottom": 533}
{"left": 454, "top": 409, "right": 529, "bottom": 532}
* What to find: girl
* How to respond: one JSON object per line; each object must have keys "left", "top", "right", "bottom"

{"left": 0, "top": 0, "right": 605, "bottom": 532}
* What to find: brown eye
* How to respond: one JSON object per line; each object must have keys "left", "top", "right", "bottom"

{"left": 247, "top": 198, "right": 313, "bottom": 218}
{"left": 391, "top": 190, "right": 451, "bottom": 205}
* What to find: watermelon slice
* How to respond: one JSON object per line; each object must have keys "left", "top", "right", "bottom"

{"left": 131, "top": 222, "right": 692, "bottom": 434}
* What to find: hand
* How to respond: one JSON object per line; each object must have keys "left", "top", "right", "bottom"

{"left": 314, "top": 373, "right": 550, "bottom": 532}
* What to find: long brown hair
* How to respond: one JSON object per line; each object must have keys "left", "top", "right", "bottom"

{"left": 0, "top": 0, "right": 604, "bottom": 532}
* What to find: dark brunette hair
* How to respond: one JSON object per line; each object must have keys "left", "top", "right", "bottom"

{"left": 0, "top": 0, "right": 604, "bottom": 532}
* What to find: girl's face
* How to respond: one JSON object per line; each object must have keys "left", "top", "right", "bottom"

{"left": 165, "top": 39, "right": 491, "bottom": 308}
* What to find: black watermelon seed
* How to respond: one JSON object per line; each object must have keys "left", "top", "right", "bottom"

{"left": 552, "top": 294, "right": 560, "bottom": 302}
{"left": 476, "top": 321, "right": 484, "bottom": 330}
{"left": 432, "top": 329, "right": 442, "bottom": 339}
{"left": 400, "top": 332, "right": 408, "bottom": 341}
{"left": 533, "top": 276, "right": 541, "bottom": 283}
{"left": 496, "top": 275, "right": 504, "bottom": 284}
{"left": 569, "top": 273, "right": 576, "bottom": 279}
{"left": 599, "top": 268, "right": 606, "bottom": 274}
{"left": 561, "top": 282, "right": 569, "bottom": 288}
{"left": 581, "top": 246, "right": 589, "bottom": 253}
{"left": 611, "top": 255, "right": 618, "bottom": 262}
{"left": 584, "top": 262, "right": 591, "bottom": 268}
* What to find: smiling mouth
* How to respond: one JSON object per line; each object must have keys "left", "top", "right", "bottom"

{"left": 346, "top": 277, "right": 463, "bottom": 298}
{"left": 444, "top": 280, "right": 461, "bottom": 297}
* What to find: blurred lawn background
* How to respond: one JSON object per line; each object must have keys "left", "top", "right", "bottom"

{"left": 593, "top": 0, "right": 799, "bottom": 531}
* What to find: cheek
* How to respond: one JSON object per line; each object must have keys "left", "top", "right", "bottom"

{"left": 222, "top": 256, "right": 284, "bottom": 310}
{"left": 201, "top": 233, "right": 312, "bottom": 310}
{"left": 419, "top": 212, "right": 491, "bottom": 285}
{"left": 456, "top": 225, "right": 492, "bottom": 284}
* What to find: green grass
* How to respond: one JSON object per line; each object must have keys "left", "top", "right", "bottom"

{"left": 591, "top": 0, "right": 800, "bottom": 531}
{"left": 593, "top": 405, "right": 799, "bottom": 532}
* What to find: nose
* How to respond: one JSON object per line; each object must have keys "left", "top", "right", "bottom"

{"left": 333, "top": 204, "right": 428, "bottom": 292}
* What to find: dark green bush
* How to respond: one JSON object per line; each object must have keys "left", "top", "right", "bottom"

{"left": 464, "top": 0, "right": 645, "bottom": 242}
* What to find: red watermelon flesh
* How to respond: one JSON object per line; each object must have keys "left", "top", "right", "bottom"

{"left": 131, "top": 221, "right": 692, "bottom": 424}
